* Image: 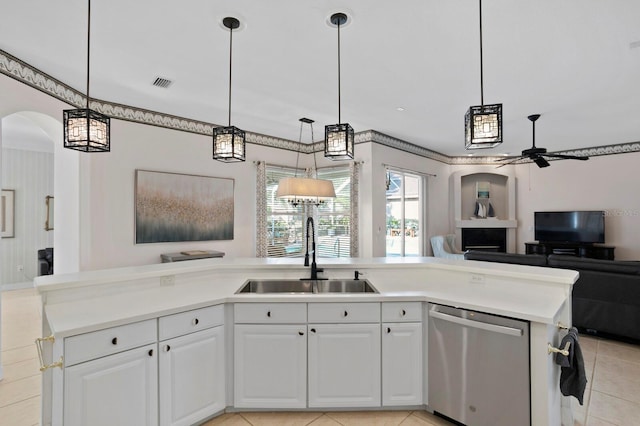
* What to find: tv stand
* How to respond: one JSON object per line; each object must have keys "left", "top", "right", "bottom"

{"left": 525, "top": 242, "right": 615, "bottom": 260}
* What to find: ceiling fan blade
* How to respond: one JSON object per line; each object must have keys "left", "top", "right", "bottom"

{"left": 533, "top": 156, "right": 550, "bottom": 168}
{"left": 544, "top": 153, "right": 589, "bottom": 161}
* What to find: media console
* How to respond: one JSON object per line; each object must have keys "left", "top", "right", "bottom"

{"left": 525, "top": 242, "right": 615, "bottom": 260}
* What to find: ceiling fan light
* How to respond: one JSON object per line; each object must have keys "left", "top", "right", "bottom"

{"left": 325, "top": 123, "right": 354, "bottom": 160}
{"left": 465, "top": 103, "right": 503, "bottom": 149}
{"left": 213, "top": 125, "right": 245, "bottom": 162}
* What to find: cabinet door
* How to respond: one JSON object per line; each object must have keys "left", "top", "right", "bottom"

{"left": 64, "top": 343, "right": 158, "bottom": 426}
{"left": 308, "top": 323, "right": 381, "bottom": 408}
{"left": 234, "top": 324, "right": 307, "bottom": 408}
{"left": 382, "top": 322, "right": 423, "bottom": 406}
{"left": 159, "top": 325, "right": 225, "bottom": 426}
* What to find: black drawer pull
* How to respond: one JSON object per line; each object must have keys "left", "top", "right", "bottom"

{"left": 111, "top": 337, "right": 118, "bottom": 345}
{"left": 387, "top": 327, "right": 391, "bottom": 333}
{"left": 310, "top": 328, "right": 316, "bottom": 333}
{"left": 298, "top": 331, "right": 304, "bottom": 336}
{"left": 148, "top": 349, "right": 154, "bottom": 357}
{"left": 343, "top": 310, "right": 348, "bottom": 317}
{"left": 192, "top": 318, "right": 199, "bottom": 326}
{"left": 401, "top": 309, "right": 406, "bottom": 316}
{"left": 164, "top": 345, "right": 171, "bottom": 352}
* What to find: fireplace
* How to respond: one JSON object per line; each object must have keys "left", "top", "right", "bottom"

{"left": 462, "top": 228, "right": 507, "bottom": 252}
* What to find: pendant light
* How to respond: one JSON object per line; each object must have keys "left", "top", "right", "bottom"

{"left": 213, "top": 17, "right": 246, "bottom": 162}
{"left": 324, "top": 12, "right": 354, "bottom": 160}
{"left": 63, "top": 0, "right": 110, "bottom": 152}
{"left": 277, "top": 118, "right": 336, "bottom": 207}
{"left": 464, "top": 0, "right": 503, "bottom": 150}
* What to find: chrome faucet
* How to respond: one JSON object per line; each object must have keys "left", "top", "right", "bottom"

{"left": 304, "top": 217, "right": 325, "bottom": 280}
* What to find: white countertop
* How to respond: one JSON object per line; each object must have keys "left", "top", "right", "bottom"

{"left": 36, "top": 257, "right": 578, "bottom": 338}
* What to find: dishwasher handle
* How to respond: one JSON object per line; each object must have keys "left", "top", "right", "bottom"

{"left": 429, "top": 310, "right": 523, "bottom": 337}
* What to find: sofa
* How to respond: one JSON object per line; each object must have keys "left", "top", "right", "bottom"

{"left": 464, "top": 251, "right": 640, "bottom": 342}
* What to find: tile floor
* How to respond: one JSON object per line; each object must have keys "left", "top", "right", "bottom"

{"left": 1, "top": 287, "right": 639, "bottom": 426}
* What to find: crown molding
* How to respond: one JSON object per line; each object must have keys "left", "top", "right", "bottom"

{"left": 2, "top": 49, "right": 640, "bottom": 164}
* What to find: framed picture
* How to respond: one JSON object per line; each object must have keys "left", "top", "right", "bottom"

{"left": 476, "top": 181, "right": 491, "bottom": 199}
{"left": 135, "top": 170, "right": 234, "bottom": 244}
{"left": 1, "top": 189, "right": 15, "bottom": 238}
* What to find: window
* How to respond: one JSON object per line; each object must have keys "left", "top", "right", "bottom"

{"left": 265, "top": 166, "right": 351, "bottom": 258}
{"left": 385, "top": 170, "right": 424, "bottom": 257}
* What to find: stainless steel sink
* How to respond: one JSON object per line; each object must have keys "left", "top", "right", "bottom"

{"left": 235, "top": 279, "right": 378, "bottom": 294}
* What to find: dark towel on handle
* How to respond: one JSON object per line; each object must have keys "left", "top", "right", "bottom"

{"left": 554, "top": 327, "right": 588, "bottom": 405}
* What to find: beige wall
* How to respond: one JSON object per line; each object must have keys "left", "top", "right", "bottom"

{"left": 2, "top": 72, "right": 639, "bottom": 270}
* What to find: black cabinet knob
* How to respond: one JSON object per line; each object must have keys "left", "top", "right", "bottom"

{"left": 298, "top": 331, "right": 304, "bottom": 336}
{"left": 164, "top": 345, "right": 171, "bottom": 352}
{"left": 387, "top": 327, "right": 391, "bottom": 334}
{"left": 192, "top": 318, "right": 199, "bottom": 326}
{"left": 111, "top": 337, "right": 118, "bottom": 345}
{"left": 401, "top": 309, "right": 406, "bottom": 316}
{"left": 310, "top": 328, "right": 316, "bottom": 333}
{"left": 343, "top": 311, "right": 348, "bottom": 317}
{"left": 148, "top": 349, "right": 154, "bottom": 357}
{"left": 267, "top": 311, "right": 271, "bottom": 317}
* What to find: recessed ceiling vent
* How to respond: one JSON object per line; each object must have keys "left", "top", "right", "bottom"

{"left": 152, "top": 77, "right": 173, "bottom": 88}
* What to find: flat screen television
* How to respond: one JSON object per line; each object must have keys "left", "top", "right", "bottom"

{"left": 534, "top": 211, "right": 605, "bottom": 244}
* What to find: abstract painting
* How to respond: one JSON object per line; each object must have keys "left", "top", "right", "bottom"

{"left": 135, "top": 170, "right": 234, "bottom": 243}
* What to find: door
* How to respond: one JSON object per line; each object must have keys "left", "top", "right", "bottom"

{"left": 385, "top": 170, "right": 425, "bottom": 257}
{"left": 382, "top": 322, "right": 423, "bottom": 406}
{"left": 308, "top": 323, "right": 381, "bottom": 407}
{"left": 234, "top": 324, "right": 307, "bottom": 408}
{"left": 64, "top": 343, "right": 158, "bottom": 426}
{"left": 159, "top": 326, "right": 225, "bottom": 426}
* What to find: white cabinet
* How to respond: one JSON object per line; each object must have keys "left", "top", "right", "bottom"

{"left": 234, "top": 324, "right": 307, "bottom": 408}
{"left": 62, "top": 305, "right": 226, "bottom": 426}
{"left": 382, "top": 302, "right": 423, "bottom": 406}
{"left": 64, "top": 343, "right": 158, "bottom": 426}
{"left": 159, "top": 324, "right": 225, "bottom": 426}
{"left": 308, "top": 302, "right": 381, "bottom": 408}
{"left": 234, "top": 303, "right": 308, "bottom": 408}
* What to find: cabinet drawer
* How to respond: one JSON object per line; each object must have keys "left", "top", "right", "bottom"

{"left": 308, "top": 303, "right": 380, "bottom": 323}
{"left": 382, "top": 302, "right": 422, "bottom": 322}
{"left": 234, "top": 303, "right": 307, "bottom": 323}
{"left": 64, "top": 319, "right": 157, "bottom": 366}
{"left": 159, "top": 304, "right": 224, "bottom": 341}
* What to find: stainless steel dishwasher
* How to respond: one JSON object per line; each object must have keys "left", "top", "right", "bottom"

{"left": 428, "top": 303, "right": 530, "bottom": 426}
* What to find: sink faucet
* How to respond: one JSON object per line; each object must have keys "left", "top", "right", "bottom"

{"left": 304, "top": 217, "right": 325, "bottom": 280}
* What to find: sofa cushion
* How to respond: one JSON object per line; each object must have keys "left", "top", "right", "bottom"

{"left": 464, "top": 251, "right": 548, "bottom": 266}
{"left": 548, "top": 254, "right": 640, "bottom": 275}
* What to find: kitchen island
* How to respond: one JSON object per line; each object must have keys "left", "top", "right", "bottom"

{"left": 34, "top": 257, "right": 578, "bottom": 426}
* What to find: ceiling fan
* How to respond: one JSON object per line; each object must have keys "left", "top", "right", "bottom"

{"left": 497, "top": 114, "right": 589, "bottom": 168}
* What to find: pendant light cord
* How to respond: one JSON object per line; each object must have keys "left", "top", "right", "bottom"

{"left": 294, "top": 121, "right": 303, "bottom": 177}
{"left": 337, "top": 20, "right": 342, "bottom": 123}
{"left": 228, "top": 24, "right": 234, "bottom": 126}
{"left": 311, "top": 122, "right": 319, "bottom": 175}
{"left": 479, "top": 0, "right": 484, "bottom": 107}
{"left": 86, "top": 0, "right": 91, "bottom": 109}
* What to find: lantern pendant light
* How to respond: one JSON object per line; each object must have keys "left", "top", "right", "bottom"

{"left": 277, "top": 118, "right": 336, "bottom": 207}
{"left": 63, "top": 0, "right": 110, "bottom": 153}
{"left": 465, "top": 0, "right": 503, "bottom": 150}
{"left": 324, "top": 12, "right": 354, "bottom": 160}
{"left": 213, "top": 17, "right": 246, "bottom": 162}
